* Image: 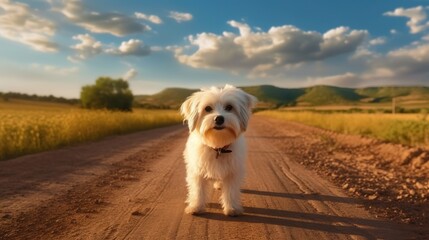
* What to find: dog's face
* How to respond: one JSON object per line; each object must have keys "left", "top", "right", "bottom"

{"left": 180, "top": 85, "right": 257, "bottom": 148}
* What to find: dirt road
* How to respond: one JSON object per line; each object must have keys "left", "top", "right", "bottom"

{"left": 0, "top": 116, "right": 425, "bottom": 239}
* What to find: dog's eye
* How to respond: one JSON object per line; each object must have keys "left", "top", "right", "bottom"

{"left": 225, "top": 104, "right": 233, "bottom": 111}
{"left": 204, "top": 106, "right": 213, "bottom": 112}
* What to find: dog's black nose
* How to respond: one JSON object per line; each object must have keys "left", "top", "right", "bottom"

{"left": 214, "top": 115, "right": 224, "bottom": 125}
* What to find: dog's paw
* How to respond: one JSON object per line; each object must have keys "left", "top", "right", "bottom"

{"left": 185, "top": 205, "right": 205, "bottom": 215}
{"left": 213, "top": 181, "right": 222, "bottom": 190}
{"left": 223, "top": 207, "right": 243, "bottom": 217}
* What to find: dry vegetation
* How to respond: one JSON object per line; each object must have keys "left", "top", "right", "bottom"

{"left": 257, "top": 110, "right": 429, "bottom": 147}
{"left": 0, "top": 100, "right": 181, "bottom": 160}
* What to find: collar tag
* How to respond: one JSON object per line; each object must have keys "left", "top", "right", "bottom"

{"left": 214, "top": 146, "right": 232, "bottom": 159}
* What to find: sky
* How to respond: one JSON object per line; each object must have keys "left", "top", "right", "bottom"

{"left": 1, "top": 0, "right": 429, "bottom": 98}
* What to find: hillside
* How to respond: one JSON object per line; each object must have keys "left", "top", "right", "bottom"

{"left": 135, "top": 85, "right": 429, "bottom": 109}
{"left": 241, "top": 85, "right": 305, "bottom": 107}
{"left": 356, "top": 87, "right": 429, "bottom": 103}
{"left": 134, "top": 88, "right": 196, "bottom": 109}
{"left": 296, "top": 85, "right": 362, "bottom": 106}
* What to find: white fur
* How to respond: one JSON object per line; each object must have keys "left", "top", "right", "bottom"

{"left": 180, "top": 84, "right": 257, "bottom": 216}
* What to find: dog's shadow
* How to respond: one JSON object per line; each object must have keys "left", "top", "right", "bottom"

{"left": 195, "top": 189, "right": 414, "bottom": 238}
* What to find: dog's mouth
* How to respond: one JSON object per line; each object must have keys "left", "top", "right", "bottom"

{"left": 213, "top": 126, "right": 225, "bottom": 130}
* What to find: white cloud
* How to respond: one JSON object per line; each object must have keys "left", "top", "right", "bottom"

{"left": 168, "top": 11, "right": 193, "bottom": 23}
{"left": 57, "top": 0, "right": 150, "bottom": 36}
{"left": 135, "top": 12, "right": 162, "bottom": 24}
{"left": 69, "top": 35, "right": 151, "bottom": 61}
{"left": 312, "top": 33, "right": 429, "bottom": 87}
{"left": 173, "top": 21, "right": 367, "bottom": 76}
{"left": 68, "top": 34, "right": 102, "bottom": 61}
{"left": 31, "top": 63, "right": 79, "bottom": 75}
{"left": 359, "top": 36, "right": 429, "bottom": 84}
{"left": 307, "top": 72, "right": 361, "bottom": 87}
{"left": 352, "top": 46, "right": 375, "bottom": 59}
{"left": 384, "top": 6, "right": 429, "bottom": 34}
{"left": 106, "top": 39, "right": 150, "bottom": 56}
{"left": 369, "top": 37, "right": 386, "bottom": 46}
{"left": 374, "top": 41, "right": 429, "bottom": 77}
{"left": 351, "top": 37, "right": 385, "bottom": 60}
{"left": 123, "top": 68, "right": 137, "bottom": 80}
{"left": 0, "top": 0, "right": 58, "bottom": 52}
{"left": 390, "top": 29, "right": 398, "bottom": 34}
{"left": 150, "top": 46, "right": 163, "bottom": 51}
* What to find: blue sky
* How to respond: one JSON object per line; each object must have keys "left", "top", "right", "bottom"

{"left": 1, "top": 0, "right": 429, "bottom": 98}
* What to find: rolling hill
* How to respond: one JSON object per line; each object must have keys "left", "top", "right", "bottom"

{"left": 135, "top": 85, "right": 429, "bottom": 109}
{"left": 134, "top": 88, "right": 197, "bottom": 109}
{"left": 295, "top": 86, "right": 362, "bottom": 106}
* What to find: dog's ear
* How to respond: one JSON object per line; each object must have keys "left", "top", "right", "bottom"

{"left": 238, "top": 91, "right": 258, "bottom": 132}
{"left": 180, "top": 94, "right": 199, "bottom": 132}
{"left": 244, "top": 92, "right": 258, "bottom": 109}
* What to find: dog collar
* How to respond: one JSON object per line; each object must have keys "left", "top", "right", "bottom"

{"left": 213, "top": 145, "right": 232, "bottom": 159}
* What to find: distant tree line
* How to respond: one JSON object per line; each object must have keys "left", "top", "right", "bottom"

{"left": 0, "top": 92, "right": 79, "bottom": 104}
{"left": 1, "top": 77, "right": 134, "bottom": 112}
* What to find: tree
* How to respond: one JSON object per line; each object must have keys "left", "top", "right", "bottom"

{"left": 0, "top": 93, "right": 8, "bottom": 102}
{"left": 80, "top": 77, "right": 133, "bottom": 111}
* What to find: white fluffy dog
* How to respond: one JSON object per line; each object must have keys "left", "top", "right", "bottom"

{"left": 180, "top": 84, "right": 257, "bottom": 216}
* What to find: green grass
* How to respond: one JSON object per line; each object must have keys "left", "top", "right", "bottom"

{"left": 257, "top": 110, "right": 429, "bottom": 147}
{"left": 0, "top": 99, "right": 181, "bottom": 160}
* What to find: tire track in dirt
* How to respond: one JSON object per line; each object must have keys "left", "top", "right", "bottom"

{"left": 0, "top": 118, "right": 424, "bottom": 239}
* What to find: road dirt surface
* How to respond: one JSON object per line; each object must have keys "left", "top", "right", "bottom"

{"left": 0, "top": 116, "right": 426, "bottom": 239}
{"left": 259, "top": 116, "right": 429, "bottom": 227}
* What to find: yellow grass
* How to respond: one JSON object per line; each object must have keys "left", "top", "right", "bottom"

{"left": 0, "top": 99, "right": 76, "bottom": 112}
{"left": 257, "top": 110, "right": 429, "bottom": 147}
{"left": 0, "top": 100, "right": 181, "bottom": 160}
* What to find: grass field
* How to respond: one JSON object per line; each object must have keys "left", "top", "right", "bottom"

{"left": 257, "top": 110, "right": 429, "bottom": 147}
{"left": 0, "top": 99, "right": 182, "bottom": 161}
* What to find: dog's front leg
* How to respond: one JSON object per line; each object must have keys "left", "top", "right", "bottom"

{"left": 220, "top": 176, "right": 243, "bottom": 216}
{"left": 185, "top": 174, "right": 207, "bottom": 215}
